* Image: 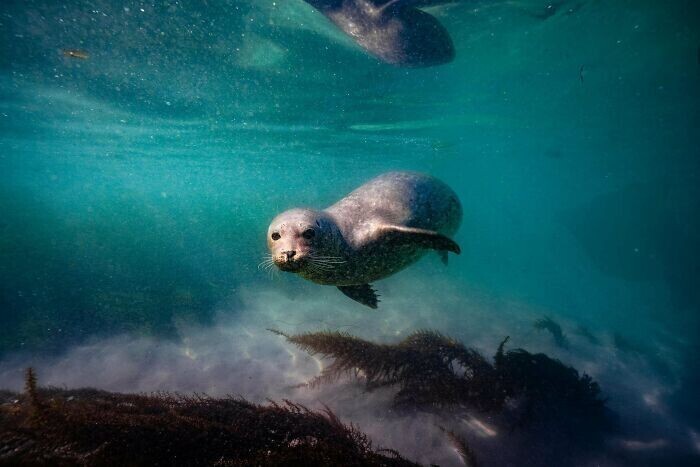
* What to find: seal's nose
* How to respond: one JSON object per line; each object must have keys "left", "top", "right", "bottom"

{"left": 284, "top": 250, "right": 296, "bottom": 261}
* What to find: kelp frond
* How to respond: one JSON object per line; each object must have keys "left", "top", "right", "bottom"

{"left": 24, "top": 367, "right": 39, "bottom": 405}
{"left": 534, "top": 316, "right": 569, "bottom": 348}
{"left": 272, "top": 329, "right": 502, "bottom": 411}
{"left": 438, "top": 425, "right": 478, "bottom": 467}
{"left": 277, "top": 329, "right": 609, "bottom": 429}
{"left": 0, "top": 373, "right": 420, "bottom": 466}
{"left": 574, "top": 325, "right": 600, "bottom": 345}
{"left": 271, "top": 328, "right": 404, "bottom": 388}
{"left": 23, "top": 367, "right": 44, "bottom": 422}
{"left": 494, "top": 348, "right": 606, "bottom": 426}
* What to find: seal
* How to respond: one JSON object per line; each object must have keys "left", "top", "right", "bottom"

{"left": 266, "top": 171, "right": 462, "bottom": 308}
{"left": 303, "top": 0, "right": 456, "bottom": 67}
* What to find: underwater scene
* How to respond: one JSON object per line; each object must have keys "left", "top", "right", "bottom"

{"left": 1, "top": 0, "right": 699, "bottom": 465}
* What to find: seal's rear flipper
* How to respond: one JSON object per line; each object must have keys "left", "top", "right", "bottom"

{"left": 379, "top": 225, "right": 461, "bottom": 255}
{"left": 338, "top": 284, "right": 380, "bottom": 309}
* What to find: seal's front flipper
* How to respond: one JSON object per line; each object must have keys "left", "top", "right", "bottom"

{"left": 379, "top": 225, "right": 461, "bottom": 255}
{"left": 338, "top": 284, "right": 380, "bottom": 309}
{"left": 437, "top": 250, "right": 449, "bottom": 265}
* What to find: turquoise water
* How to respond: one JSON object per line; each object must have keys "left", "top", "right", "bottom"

{"left": 1, "top": 1, "right": 699, "bottom": 465}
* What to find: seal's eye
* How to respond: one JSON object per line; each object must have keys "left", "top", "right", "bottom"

{"left": 302, "top": 228, "right": 315, "bottom": 240}
{"left": 271, "top": 232, "right": 281, "bottom": 241}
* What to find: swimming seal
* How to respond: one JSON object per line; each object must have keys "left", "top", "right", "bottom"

{"left": 303, "top": 0, "right": 456, "bottom": 67}
{"left": 266, "top": 171, "right": 462, "bottom": 308}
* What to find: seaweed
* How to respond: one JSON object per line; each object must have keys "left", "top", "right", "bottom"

{"left": 274, "top": 329, "right": 610, "bottom": 430}
{"left": 574, "top": 325, "right": 600, "bottom": 345}
{"left": 613, "top": 332, "right": 672, "bottom": 377}
{"left": 437, "top": 425, "right": 478, "bottom": 467}
{"left": 494, "top": 347, "right": 606, "bottom": 432}
{"left": 0, "top": 370, "right": 419, "bottom": 466}
{"left": 271, "top": 328, "right": 502, "bottom": 412}
{"left": 24, "top": 367, "right": 43, "bottom": 421}
{"left": 533, "top": 316, "right": 569, "bottom": 348}
{"left": 613, "top": 332, "right": 646, "bottom": 354}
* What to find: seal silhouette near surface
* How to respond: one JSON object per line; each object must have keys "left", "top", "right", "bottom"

{"left": 265, "top": 171, "right": 462, "bottom": 308}
{"left": 304, "top": 0, "right": 456, "bottom": 67}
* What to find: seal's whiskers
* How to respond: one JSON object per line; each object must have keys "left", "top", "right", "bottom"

{"left": 308, "top": 262, "right": 335, "bottom": 271}
{"left": 258, "top": 255, "right": 276, "bottom": 273}
{"left": 309, "top": 254, "right": 346, "bottom": 266}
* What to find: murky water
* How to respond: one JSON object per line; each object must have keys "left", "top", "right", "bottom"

{"left": 1, "top": 1, "right": 699, "bottom": 465}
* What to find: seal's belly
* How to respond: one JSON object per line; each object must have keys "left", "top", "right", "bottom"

{"left": 349, "top": 246, "right": 425, "bottom": 283}
{"left": 304, "top": 246, "right": 425, "bottom": 286}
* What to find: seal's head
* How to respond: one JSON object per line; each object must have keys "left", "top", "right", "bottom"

{"left": 267, "top": 208, "right": 334, "bottom": 273}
